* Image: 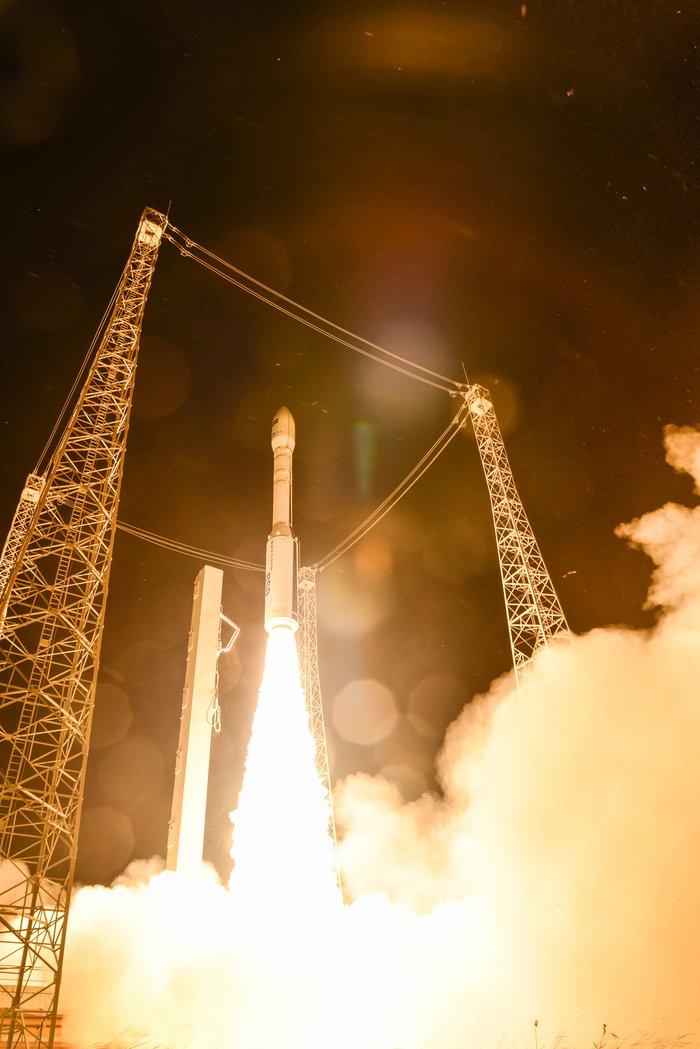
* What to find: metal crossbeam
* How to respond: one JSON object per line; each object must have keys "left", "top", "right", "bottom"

{"left": 465, "top": 385, "right": 569, "bottom": 682}
{"left": 0, "top": 209, "right": 166, "bottom": 1049}
{"left": 0, "top": 477, "right": 45, "bottom": 623}
{"left": 297, "top": 566, "right": 341, "bottom": 888}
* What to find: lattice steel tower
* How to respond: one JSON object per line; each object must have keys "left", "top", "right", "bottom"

{"left": 297, "top": 567, "right": 337, "bottom": 845}
{"left": 0, "top": 208, "right": 166, "bottom": 1049}
{"left": 463, "top": 384, "right": 569, "bottom": 682}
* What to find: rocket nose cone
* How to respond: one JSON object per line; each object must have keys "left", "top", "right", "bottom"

{"left": 271, "top": 406, "right": 295, "bottom": 452}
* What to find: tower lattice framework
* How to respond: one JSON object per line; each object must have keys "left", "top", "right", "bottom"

{"left": 464, "top": 384, "right": 569, "bottom": 682}
{"left": 0, "top": 208, "right": 166, "bottom": 1049}
{"left": 0, "top": 477, "right": 45, "bottom": 623}
{"left": 296, "top": 567, "right": 339, "bottom": 864}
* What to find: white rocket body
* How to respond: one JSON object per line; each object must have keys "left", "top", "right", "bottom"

{"left": 264, "top": 407, "right": 299, "bottom": 633}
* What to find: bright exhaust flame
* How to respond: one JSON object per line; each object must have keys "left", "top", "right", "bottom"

{"left": 58, "top": 425, "right": 700, "bottom": 1049}
{"left": 229, "top": 624, "right": 341, "bottom": 933}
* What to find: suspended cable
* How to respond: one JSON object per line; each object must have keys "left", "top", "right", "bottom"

{"left": 167, "top": 238, "right": 451, "bottom": 393}
{"left": 118, "top": 220, "right": 472, "bottom": 575}
{"left": 163, "top": 224, "right": 462, "bottom": 395}
{"left": 315, "top": 401, "right": 470, "bottom": 572}
{"left": 116, "top": 521, "right": 264, "bottom": 572}
{"left": 35, "top": 265, "right": 127, "bottom": 474}
{"left": 116, "top": 406, "right": 468, "bottom": 577}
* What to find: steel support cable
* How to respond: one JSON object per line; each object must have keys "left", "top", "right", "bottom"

{"left": 121, "top": 221, "right": 470, "bottom": 576}
{"left": 116, "top": 406, "right": 468, "bottom": 576}
{"left": 116, "top": 521, "right": 264, "bottom": 572}
{"left": 185, "top": 251, "right": 449, "bottom": 392}
{"left": 315, "top": 401, "right": 470, "bottom": 572}
{"left": 163, "top": 225, "right": 460, "bottom": 395}
{"left": 35, "top": 263, "right": 126, "bottom": 474}
{"left": 168, "top": 240, "right": 451, "bottom": 393}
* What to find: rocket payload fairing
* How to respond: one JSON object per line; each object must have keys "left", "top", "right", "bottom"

{"left": 264, "top": 407, "right": 299, "bottom": 633}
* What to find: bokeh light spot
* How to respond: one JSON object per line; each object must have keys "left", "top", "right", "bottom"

{"left": 353, "top": 534, "right": 393, "bottom": 584}
{"left": 319, "top": 568, "right": 393, "bottom": 637}
{"left": 353, "top": 317, "right": 451, "bottom": 422}
{"left": 408, "top": 673, "right": 466, "bottom": 739}
{"left": 90, "top": 682, "right": 133, "bottom": 749}
{"left": 332, "top": 678, "right": 398, "bottom": 745}
{"left": 77, "top": 806, "right": 135, "bottom": 885}
{"left": 377, "top": 756, "right": 431, "bottom": 800}
{"left": 97, "top": 733, "right": 166, "bottom": 812}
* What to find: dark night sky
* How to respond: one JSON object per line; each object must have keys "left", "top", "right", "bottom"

{"left": 1, "top": 0, "right": 698, "bottom": 884}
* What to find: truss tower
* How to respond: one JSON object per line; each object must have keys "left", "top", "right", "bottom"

{"left": 297, "top": 566, "right": 338, "bottom": 858}
{"left": 0, "top": 476, "right": 45, "bottom": 622}
{"left": 0, "top": 211, "right": 566, "bottom": 1049}
{"left": 0, "top": 208, "right": 166, "bottom": 1049}
{"left": 464, "top": 384, "right": 569, "bottom": 682}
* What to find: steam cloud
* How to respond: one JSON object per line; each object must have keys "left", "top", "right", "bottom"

{"left": 60, "top": 425, "right": 700, "bottom": 1049}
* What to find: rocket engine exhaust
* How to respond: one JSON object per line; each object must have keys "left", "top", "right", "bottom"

{"left": 264, "top": 407, "right": 299, "bottom": 633}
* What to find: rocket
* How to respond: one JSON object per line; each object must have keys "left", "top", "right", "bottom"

{"left": 264, "top": 407, "right": 299, "bottom": 633}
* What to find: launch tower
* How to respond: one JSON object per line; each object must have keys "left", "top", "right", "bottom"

{"left": 463, "top": 385, "right": 568, "bottom": 681}
{"left": 0, "top": 209, "right": 567, "bottom": 1049}
{"left": 0, "top": 209, "right": 166, "bottom": 1049}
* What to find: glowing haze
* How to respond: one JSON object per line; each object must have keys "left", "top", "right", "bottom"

{"left": 60, "top": 425, "right": 700, "bottom": 1049}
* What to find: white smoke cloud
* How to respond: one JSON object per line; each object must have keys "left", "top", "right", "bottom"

{"left": 60, "top": 425, "right": 700, "bottom": 1049}
{"left": 616, "top": 425, "right": 700, "bottom": 623}
{"left": 62, "top": 858, "right": 260, "bottom": 1049}
{"left": 337, "top": 423, "right": 700, "bottom": 1042}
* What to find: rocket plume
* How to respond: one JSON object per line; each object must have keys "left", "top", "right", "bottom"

{"left": 229, "top": 624, "right": 341, "bottom": 933}
{"left": 58, "top": 423, "right": 700, "bottom": 1049}
{"left": 230, "top": 403, "right": 339, "bottom": 939}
